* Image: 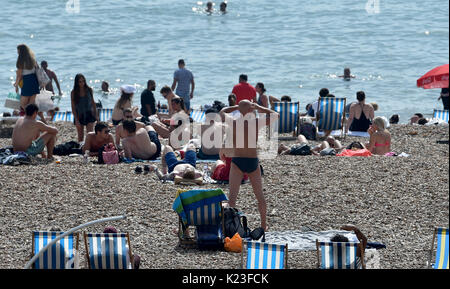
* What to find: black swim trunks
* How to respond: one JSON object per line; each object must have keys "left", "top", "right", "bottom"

{"left": 231, "top": 157, "right": 259, "bottom": 173}
{"left": 147, "top": 130, "right": 161, "bottom": 160}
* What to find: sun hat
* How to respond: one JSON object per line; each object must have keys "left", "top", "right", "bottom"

{"left": 120, "top": 84, "right": 136, "bottom": 94}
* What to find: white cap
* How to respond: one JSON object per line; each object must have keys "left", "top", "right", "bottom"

{"left": 120, "top": 85, "right": 136, "bottom": 94}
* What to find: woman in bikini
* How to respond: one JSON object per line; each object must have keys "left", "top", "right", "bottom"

{"left": 366, "top": 117, "right": 391, "bottom": 155}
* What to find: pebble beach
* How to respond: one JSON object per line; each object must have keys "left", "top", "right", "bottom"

{"left": 0, "top": 122, "right": 448, "bottom": 269}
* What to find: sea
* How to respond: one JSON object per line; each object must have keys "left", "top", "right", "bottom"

{"left": 0, "top": 0, "right": 448, "bottom": 123}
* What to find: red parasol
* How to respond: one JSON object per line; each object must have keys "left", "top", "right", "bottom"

{"left": 417, "top": 64, "right": 449, "bottom": 89}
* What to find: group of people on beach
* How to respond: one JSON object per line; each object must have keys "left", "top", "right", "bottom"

{"left": 10, "top": 42, "right": 399, "bottom": 231}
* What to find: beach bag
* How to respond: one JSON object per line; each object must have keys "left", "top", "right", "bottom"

{"left": 223, "top": 207, "right": 250, "bottom": 239}
{"left": 35, "top": 89, "right": 55, "bottom": 112}
{"left": 99, "top": 143, "right": 119, "bottom": 164}
{"left": 299, "top": 122, "right": 317, "bottom": 140}
{"left": 35, "top": 65, "right": 51, "bottom": 89}
{"left": 224, "top": 233, "right": 243, "bottom": 253}
{"left": 196, "top": 224, "right": 224, "bottom": 251}
{"left": 4, "top": 92, "right": 21, "bottom": 110}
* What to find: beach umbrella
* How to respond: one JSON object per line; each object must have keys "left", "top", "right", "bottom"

{"left": 416, "top": 64, "right": 449, "bottom": 89}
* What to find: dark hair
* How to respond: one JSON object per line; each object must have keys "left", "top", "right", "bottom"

{"left": 160, "top": 85, "right": 172, "bottom": 95}
{"left": 327, "top": 94, "right": 335, "bottom": 98}
{"left": 280, "top": 95, "right": 291, "bottom": 102}
{"left": 25, "top": 103, "right": 39, "bottom": 116}
{"left": 239, "top": 74, "right": 248, "bottom": 82}
{"left": 16, "top": 44, "right": 36, "bottom": 70}
{"left": 414, "top": 113, "right": 423, "bottom": 118}
{"left": 147, "top": 79, "right": 155, "bottom": 88}
{"left": 319, "top": 88, "right": 329, "bottom": 98}
{"left": 123, "top": 119, "right": 137, "bottom": 133}
{"left": 331, "top": 234, "right": 349, "bottom": 242}
{"left": 418, "top": 118, "right": 428, "bottom": 125}
{"left": 72, "top": 74, "right": 93, "bottom": 105}
{"left": 228, "top": 93, "right": 236, "bottom": 100}
{"left": 94, "top": 121, "right": 109, "bottom": 134}
{"left": 256, "top": 82, "right": 266, "bottom": 93}
{"left": 389, "top": 114, "right": 399, "bottom": 124}
{"left": 178, "top": 59, "right": 185, "bottom": 66}
{"left": 346, "top": 141, "right": 364, "bottom": 150}
{"left": 41, "top": 60, "right": 48, "bottom": 66}
{"left": 357, "top": 91, "right": 365, "bottom": 102}
{"left": 171, "top": 97, "right": 186, "bottom": 111}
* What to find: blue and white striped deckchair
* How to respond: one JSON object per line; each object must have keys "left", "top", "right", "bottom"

{"left": 84, "top": 232, "right": 133, "bottom": 269}
{"left": 428, "top": 227, "right": 449, "bottom": 269}
{"left": 433, "top": 109, "right": 449, "bottom": 123}
{"left": 32, "top": 231, "right": 79, "bottom": 269}
{"left": 99, "top": 108, "right": 113, "bottom": 122}
{"left": 242, "top": 241, "right": 288, "bottom": 269}
{"left": 66, "top": 111, "right": 74, "bottom": 123}
{"left": 52, "top": 111, "right": 67, "bottom": 122}
{"left": 190, "top": 109, "right": 206, "bottom": 123}
{"left": 316, "top": 240, "right": 364, "bottom": 269}
{"left": 316, "top": 97, "right": 346, "bottom": 137}
{"left": 158, "top": 108, "right": 169, "bottom": 115}
{"left": 273, "top": 102, "right": 300, "bottom": 136}
{"left": 173, "top": 189, "right": 227, "bottom": 243}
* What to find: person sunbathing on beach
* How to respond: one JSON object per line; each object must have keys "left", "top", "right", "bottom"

{"left": 219, "top": 100, "right": 279, "bottom": 231}
{"left": 115, "top": 108, "right": 161, "bottom": 159}
{"left": 149, "top": 144, "right": 203, "bottom": 182}
{"left": 365, "top": 117, "right": 391, "bottom": 155}
{"left": 278, "top": 135, "right": 343, "bottom": 156}
{"left": 121, "top": 120, "right": 158, "bottom": 160}
{"left": 330, "top": 224, "right": 367, "bottom": 267}
{"left": 82, "top": 121, "right": 114, "bottom": 156}
{"left": 12, "top": 103, "right": 58, "bottom": 159}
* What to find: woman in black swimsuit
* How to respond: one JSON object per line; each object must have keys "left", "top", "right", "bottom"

{"left": 346, "top": 91, "right": 374, "bottom": 133}
{"left": 71, "top": 74, "right": 98, "bottom": 142}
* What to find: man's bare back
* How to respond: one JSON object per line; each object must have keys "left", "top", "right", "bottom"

{"left": 123, "top": 128, "right": 157, "bottom": 160}
{"left": 12, "top": 117, "right": 57, "bottom": 152}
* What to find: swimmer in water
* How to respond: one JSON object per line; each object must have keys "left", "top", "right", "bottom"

{"left": 339, "top": 68, "right": 355, "bottom": 80}
{"left": 220, "top": 2, "right": 227, "bottom": 13}
{"left": 206, "top": 2, "right": 213, "bottom": 13}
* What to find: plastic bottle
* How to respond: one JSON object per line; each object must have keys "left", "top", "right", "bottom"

{"left": 84, "top": 150, "right": 90, "bottom": 164}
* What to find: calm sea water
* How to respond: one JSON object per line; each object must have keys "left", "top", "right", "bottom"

{"left": 1, "top": 0, "right": 448, "bottom": 123}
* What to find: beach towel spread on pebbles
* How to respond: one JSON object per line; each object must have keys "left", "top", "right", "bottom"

{"left": 264, "top": 230, "right": 358, "bottom": 251}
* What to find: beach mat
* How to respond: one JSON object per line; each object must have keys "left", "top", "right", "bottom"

{"left": 264, "top": 230, "right": 358, "bottom": 251}
{"left": 317, "top": 130, "right": 369, "bottom": 137}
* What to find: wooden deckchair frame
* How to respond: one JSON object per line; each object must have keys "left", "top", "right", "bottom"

{"left": 83, "top": 232, "right": 134, "bottom": 269}
{"left": 31, "top": 231, "right": 80, "bottom": 269}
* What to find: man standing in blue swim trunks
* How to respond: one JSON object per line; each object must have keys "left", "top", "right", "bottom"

{"left": 12, "top": 103, "right": 58, "bottom": 159}
{"left": 219, "top": 100, "right": 279, "bottom": 231}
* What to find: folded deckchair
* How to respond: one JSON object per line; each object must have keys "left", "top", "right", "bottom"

{"left": 316, "top": 97, "right": 346, "bottom": 138}
{"left": 52, "top": 111, "right": 67, "bottom": 122}
{"left": 273, "top": 102, "right": 300, "bottom": 137}
{"left": 31, "top": 231, "right": 79, "bottom": 269}
{"left": 190, "top": 109, "right": 206, "bottom": 123}
{"left": 173, "top": 189, "right": 227, "bottom": 246}
{"left": 99, "top": 108, "right": 113, "bottom": 122}
{"left": 241, "top": 241, "right": 288, "bottom": 269}
{"left": 433, "top": 109, "right": 449, "bottom": 123}
{"left": 84, "top": 232, "right": 133, "bottom": 269}
{"left": 427, "top": 227, "right": 449, "bottom": 269}
{"left": 316, "top": 240, "right": 365, "bottom": 269}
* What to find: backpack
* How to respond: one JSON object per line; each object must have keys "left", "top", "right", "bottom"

{"left": 98, "top": 143, "right": 119, "bottom": 164}
{"left": 299, "top": 122, "right": 317, "bottom": 140}
{"left": 223, "top": 207, "right": 250, "bottom": 239}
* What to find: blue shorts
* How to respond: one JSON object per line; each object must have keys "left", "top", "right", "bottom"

{"left": 26, "top": 137, "right": 45, "bottom": 156}
{"left": 165, "top": 150, "right": 197, "bottom": 173}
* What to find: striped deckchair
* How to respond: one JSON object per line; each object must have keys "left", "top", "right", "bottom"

{"left": 316, "top": 97, "right": 346, "bottom": 138}
{"left": 190, "top": 109, "right": 206, "bottom": 123}
{"left": 273, "top": 102, "right": 300, "bottom": 137}
{"left": 99, "top": 108, "right": 113, "bottom": 122}
{"left": 172, "top": 189, "right": 227, "bottom": 244}
{"left": 433, "top": 109, "right": 449, "bottom": 123}
{"left": 66, "top": 111, "right": 74, "bottom": 123}
{"left": 84, "top": 232, "right": 133, "bottom": 269}
{"left": 428, "top": 227, "right": 449, "bottom": 269}
{"left": 32, "top": 231, "right": 79, "bottom": 269}
{"left": 316, "top": 240, "right": 364, "bottom": 269}
{"left": 241, "top": 241, "right": 288, "bottom": 269}
{"left": 52, "top": 111, "right": 67, "bottom": 122}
